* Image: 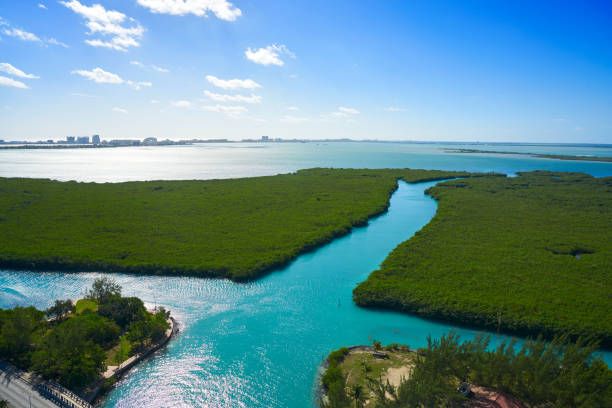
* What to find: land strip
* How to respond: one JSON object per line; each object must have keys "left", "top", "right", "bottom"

{"left": 0, "top": 168, "right": 486, "bottom": 281}
{"left": 319, "top": 333, "right": 612, "bottom": 408}
{"left": 353, "top": 171, "right": 612, "bottom": 346}
{"left": 446, "top": 148, "right": 612, "bottom": 162}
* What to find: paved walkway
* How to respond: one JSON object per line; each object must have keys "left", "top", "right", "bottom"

{"left": 0, "top": 363, "right": 92, "bottom": 408}
{"left": 0, "top": 366, "right": 57, "bottom": 408}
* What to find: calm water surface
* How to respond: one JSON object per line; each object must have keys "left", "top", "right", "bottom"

{"left": 1, "top": 142, "right": 611, "bottom": 182}
{"left": 1, "top": 143, "right": 611, "bottom": 407}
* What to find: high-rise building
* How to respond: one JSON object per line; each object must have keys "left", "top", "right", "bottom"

{"left": 261, "top": 136, "right": 269, "bottom": 141}
{"left": 92, "top": 134, "right": 101, "bottom": 144}
{"left": 66, "top": 136, "right": 75, "bottom": 143}
{"left": 76, "top": 136, "right": 90, "bottom": 144}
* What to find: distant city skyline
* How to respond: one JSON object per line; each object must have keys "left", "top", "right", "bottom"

{"left": 1, "top": 1, "right": 611, "bottom": 143}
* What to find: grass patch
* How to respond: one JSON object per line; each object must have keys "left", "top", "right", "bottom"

{"left": 75, "top": 298, "right": 98, "bottom": 315}
{"left": 341, "top": 349, "right": 414, "bottom": 390}
{"left": 105, "top": 335, "right": 132, "bottom": 366}
{"left": 0, "top": 168, "right": 479, "bottom": 281}
{"left": 353, "top": 171, "right": 612, "bottom": 346}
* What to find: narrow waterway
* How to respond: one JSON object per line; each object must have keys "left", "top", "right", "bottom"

{"left": 1, "top": 180, "right": 610, "bottom": 407}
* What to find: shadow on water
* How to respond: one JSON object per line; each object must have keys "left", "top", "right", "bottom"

{"left": 1, "top": 180, "right": 610, "bottom": 408}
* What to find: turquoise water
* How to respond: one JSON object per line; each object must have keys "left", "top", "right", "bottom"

{"left": 1, "top": 179, "right": 610, "bottom": 407}
{"left": 1, "top": 143, "right": 611, "bottom": 406}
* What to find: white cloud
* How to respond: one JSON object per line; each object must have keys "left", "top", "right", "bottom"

{"left": 202, "top": 104, "right": 248, "bottom": 115}
{"left": 0, "top": 76, "right": 28, "bottom": 89}
{"left": 2, "top": 28, "right": 41, "bottom": 42}
{"left": 38, "top": 4, "right": 47, "bottom": 10}
{"left": 47, "top": 38, "right": 69, "bottom": 48}
{"left": 385, "top": 106, "right": 406, "bottom": 112}
{"left": 61, "top": 0, "right": 144, "bottom": 52}
{"left": 206, "top": 75, "right": 261, "bottom": 90}
{"left": 72, "top": 67, "right": 124, "bottom": 84}
{"left": 325, "top": 106, "right": 360, "bottom": 119}
{"left": 126, "top": 80, "right": 152, "bottom": 90}
{"left": 0, "top": 21, "right": 68, "bottom": 47}
{"left": 71, "top": 93, "right": 96, "bottom": 97}
{"left": 245, "top": 44, "right": 294, "bottom": 66}
{"left": 0, "top": 63, "right": 39, "bottom": 79}
{"left": 136, "top": 0, "right": 242, "bottom": 21}
{"left": 72, "top": 67, "right": 150, "bottom": 90}
{"left": 152, "top": 65, "right": 169, "bottom": 73}
{"left": 171, "top": 100, "right": 192, "bottom": 108}
{"left": 112, "top": 107, "right": 128, "bottom": 114}
{"left": 131, "top": 62, "right": 169, "bottom": 72}
{"left": 338, "top": 106, "right": 359, "bottom": 115}
{"left": 287, "top": 106, "right": 299, "bottom": 111}
{"left": 151, "top": 99, "right": 160, "bottom": 104}
{"left": 203, "top": 90, "right": 261, "bottom": 104}
{"left": 281, "top": 115, "right": 308, "bottom": 123}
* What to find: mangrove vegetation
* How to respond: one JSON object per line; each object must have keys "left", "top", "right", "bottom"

{"left": 0, "top": 168, "right": 477, "bottom": 281}
{"left": 354, "top": 171, "right": 612, "bottom": 346}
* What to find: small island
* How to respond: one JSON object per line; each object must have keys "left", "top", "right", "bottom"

{"left": 319, "top": 333, "right": 612, "bottom": 408}
{"left": 446, "top": 148, "right": 612, "bottom": 162}
{"left": 0, "top": 278, "right": 176, "bottom": 405}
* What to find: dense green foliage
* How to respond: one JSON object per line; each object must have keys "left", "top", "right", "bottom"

{"left": 0, "top": 279, "right": 169, "bottom": 391}
{"left": 0, "top": 168, "right": 475, "bottom": 281}
{"left": 322, "top": 333, "right": 612, "bottom": 408}
{"left": 448, "top": 148, "right": 612, "bottom": 162}
{"left": 354, "top": 171, "right": 612, "bottom": 346}
{"left": 320, "top": 347, "right": 352, "bottom": 408}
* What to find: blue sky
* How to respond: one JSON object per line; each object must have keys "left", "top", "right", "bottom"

{"left": 0, "top": 0, "right": 611, "bottom": 142}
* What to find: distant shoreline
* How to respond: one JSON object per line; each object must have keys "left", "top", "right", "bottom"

{"left": 2, "top": 140, "right": 612, "bottom": 150}
{"left": 446, "top": 148, "right": 612, "bottom": 162}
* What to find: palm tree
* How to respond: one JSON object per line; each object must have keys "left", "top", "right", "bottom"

{"left": 350, "top": 384, "right": 366, "bottom": 408}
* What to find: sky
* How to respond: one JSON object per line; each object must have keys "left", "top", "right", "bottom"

{"left": 0, "top": 0, "right": 611, "bottom": 143}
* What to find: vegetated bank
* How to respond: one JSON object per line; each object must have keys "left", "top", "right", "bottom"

{"left": 446, "top": 148, "right": 612, "bottom": 162}
{"left": 0, "top": 278, "right": 173, "bottom": 402}
{"left": 353, "top": 171, "right": 612, "bottom": 347}
{"left": 319, "top": 332, "right": 612, "bottom": 408}
{"left": 0, "top": 168, "right": 484, "bottom": 281}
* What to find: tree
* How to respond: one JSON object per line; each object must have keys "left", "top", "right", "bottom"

{"left": 98, "top": 296, "right": 146, "bottom": 328}
{"left": 350, "top": 385, "right": 366, "bottom": 408}
{"left": 0, "top": 307, "right": 45, "bottom": 366}
{"left": 46, "top": 299, "right": 75, "bottom": 321}
{"left": 86, "top": 277, "right": 121, "bottom": 303}
{"left": 372, "top": 340, "right": 382, "bottom": 351}
{"left": 31, "top": 317, "right": 106, "bottom": 390}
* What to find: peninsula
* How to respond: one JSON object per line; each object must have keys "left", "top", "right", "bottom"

{"left": 319, "top": 333, "right": 612, "bottom": 408}
{"left": 0, "top": 278, "right": 175, "bottom": 405}
{"left": 0, "top": 168, "right": 482, "bottom": 281}
{"left": 353, "top": 171, "right": 612, "bottom": 346}
{"left": 446, "top": 148, "right": 612, "bottom": 162}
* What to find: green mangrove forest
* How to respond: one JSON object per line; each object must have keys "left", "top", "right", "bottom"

{"left": 0, "top": 168, "right": 475, "bottom": 281}
{"left": 354, "top": 171, "right": 612, "bottom": 346}
{"left": 320, "top": 333, "right": 612, "bottom": 408}
{"left": 0, "top": 278, "right": 169, "bottom": 392}
{"left": 447, "top": 148, "right": 612, "bottom": 162}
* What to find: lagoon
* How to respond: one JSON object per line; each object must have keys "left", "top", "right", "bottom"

{"left": 1, "top": 143, "right": 611, "bottom": 407}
